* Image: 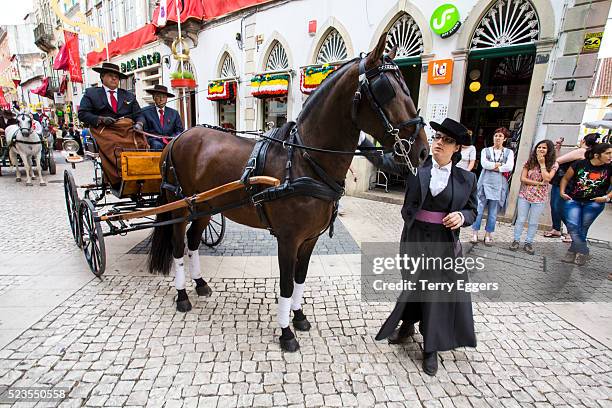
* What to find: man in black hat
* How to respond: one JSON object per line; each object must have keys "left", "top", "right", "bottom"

{"left": 77, "top": 62, "right": 144, "bottom": 130}
{"left": 141, "top": 84, "right": 184, "bottom": 150}
{"left": 360, "top": 118, "right": 478, "bottom": 376}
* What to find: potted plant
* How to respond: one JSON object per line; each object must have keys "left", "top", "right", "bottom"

{"left": 170, "top": 70, "right": 197, "bottom": 89}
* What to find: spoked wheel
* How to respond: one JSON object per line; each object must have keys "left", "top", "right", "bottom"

{"left": 48, "top": 152, "right": 56, "bottom": 175}
{"left": 202, "top": 213, "right": 226, "bottom": 247}
{"left": 64, "top": 170, "right": 81, "bottom": 247}
{"left": 79, "top": 198, "right": 106, "bottom": 277}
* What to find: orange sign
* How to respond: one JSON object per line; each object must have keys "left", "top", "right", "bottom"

{"left": 427, "top": 59, "right": 453, "bottom": 85}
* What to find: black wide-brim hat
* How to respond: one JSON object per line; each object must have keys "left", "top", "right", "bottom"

{"left": 430, "top": 118, "right": 472, "bottom": 145}
{"left": 92, "top": 62, "right": 128, "bottom": 79}
{"left": 145, "top": 84, "right": 175, "bottom": 98}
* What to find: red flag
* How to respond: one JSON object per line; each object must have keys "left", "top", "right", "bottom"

{"left": 64, "top": 31, "right": 83, "bottom": 83}
{"left": 59, "top": 75, "right": 68, "bottom": 94}
{"left": 30, "top": 77, "right": 49, "bottom": 96}
{"left": 53, "top": 43, "right": 69, "bottom": 70}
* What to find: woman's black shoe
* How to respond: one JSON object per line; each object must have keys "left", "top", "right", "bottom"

{"left": 422, "top": 351, "right": 438, "bottom": 376}
{"left": 388, "top": 322, "right": 415, "bottom": 344}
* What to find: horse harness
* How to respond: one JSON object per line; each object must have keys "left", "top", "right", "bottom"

{"left": 160, "top": 123, "right": 344, "bottom": 238}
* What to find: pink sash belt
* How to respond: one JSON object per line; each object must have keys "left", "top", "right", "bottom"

{"left": 414, "top": 209, "right": 447, "bottom": 224}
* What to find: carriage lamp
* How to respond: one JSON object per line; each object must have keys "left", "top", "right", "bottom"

{"left": 63, "top": 139, "right": 79, "bottom": 153}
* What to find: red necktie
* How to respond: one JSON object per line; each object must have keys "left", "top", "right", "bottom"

{"left": 159, "top": 108, "right": 164, "bottom": 127}
{"left": 109, "top": 90, "right": 118, "bottom": 113}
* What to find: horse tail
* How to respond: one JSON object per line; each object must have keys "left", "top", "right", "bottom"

{"left": 147, "top": 190, "right": 174, "bottom": 276}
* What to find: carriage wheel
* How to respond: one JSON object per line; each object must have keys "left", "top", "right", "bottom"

{"left": 79, "top": 198, "right": 106, "bottom": 277}
{"left": 64, "top": 170, "right": 81, "bottom": 247}
{"left": 202, "top": 213, "right": 226, "bottom": 247}
{"left": 48, "top": 152, "right": 56, "bottom": 175}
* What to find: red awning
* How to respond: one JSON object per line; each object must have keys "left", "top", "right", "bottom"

{"left": 152, "top": 0, "right": 274, "bottom": 27}
{"left": 203, "top": 0, "right": 273, "bottom": 19}
{"left": 86, "top": 24, "right": 157, "bottom": 67}
{"left": 0, "top": 88, "right": 10, "bottom": 110}
{"left": 152, "top": 0, "right": 205, "bottom": 27}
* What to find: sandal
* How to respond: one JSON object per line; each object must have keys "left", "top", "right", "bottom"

{"left": 484, "top": 235, "right": 493, "bottom": 247}
{"left": 543, "top": 230, "right": 562, "bottom": 238}
{"left": 562, "top": 234, "right": 572, "bottom": 243}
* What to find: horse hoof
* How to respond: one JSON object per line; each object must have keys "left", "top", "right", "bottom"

{"left": 280, "top": 336, "right": 300, "bottom": 352}
{"left": 293, "top": 317, "right": 311, "bottom": 331}
{"left": 195, "top": 283, "right": 212, "bottom": 297}
{"left": 15, "top": 178, "right": 21, "bottom": 182}
{"left": 176, "top": 299, "right": 192, "bottom": 313}
{"left": 26, "top": 182, "right": 33, "bottom": 186}
{"left": 40, "top": 182, "right": 46, "bottom": 186}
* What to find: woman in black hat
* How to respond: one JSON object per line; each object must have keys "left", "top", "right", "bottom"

{"left": 362, "top": 118, "right": 478, "bottom": 376}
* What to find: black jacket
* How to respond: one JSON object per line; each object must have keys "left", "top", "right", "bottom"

{"left": 78, "top": 87, "right": 144, "bottom": 127}
{"left": 141, "top": 105, "right": 184, "bottom": 137}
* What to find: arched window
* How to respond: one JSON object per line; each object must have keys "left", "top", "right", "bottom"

{"left": 471, "top": 0, "right": 539, "bottom": 50}
{"left": 316, "top": 29, "right": 348, "bottom": 64}
{"left": 265, "top": 41, "right": 289, "bottom": 71}
{"left": 385, "top": 14, "right": 424, "bottom": 58}
{"left": 219, "top": 53, "right": 236, "bottom": 77}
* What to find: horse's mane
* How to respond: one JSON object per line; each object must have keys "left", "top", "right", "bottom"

{"left": 298, "top": 57, "right": 360, "bottom": 121}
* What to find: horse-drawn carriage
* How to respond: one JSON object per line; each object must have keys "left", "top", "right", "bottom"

{"left": 0, "top": 110, "right": 56, "bottom": 180}
{"left": 63, "top": 120, "right": 280, "bottom": 277}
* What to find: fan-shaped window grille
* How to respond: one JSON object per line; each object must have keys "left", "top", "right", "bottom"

{"left": 316, "top": 29, "right": 348, "bottom": 64}
{"left": 471, "top": 0, "right": 539, "bottom": 49}
{"left": 385, "top": 14, "right": 424, "bottom": 58}
{"left": 220, "top": 54, "right": 236, "bottom": 77}
{"left": 265, "top": 41, "right": 289, "bottom": 71}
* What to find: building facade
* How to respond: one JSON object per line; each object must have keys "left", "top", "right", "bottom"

{"left": 185, "top": 0, "right": 610, "bottom": 219}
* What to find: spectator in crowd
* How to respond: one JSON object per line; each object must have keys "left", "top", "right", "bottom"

{"left": 559, "top": 143, "right": 611, "bottom": 266}
{"left": 471, "top": 127, "right": 514, "bottom": 245}
{"left": 545, "top": 133, "right": 599, "bottom": 242}
{"left": 457, "top": 143, "right": 477, "bottom": 171}
{"left": 510, "top": 140, "right": 557, "bottom": 254}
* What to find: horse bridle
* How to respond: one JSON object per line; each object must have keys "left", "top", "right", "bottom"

{"left": 16, "top": 113, "right": 33, "bottom": 136}
{"left": 351, "top": 55, "right": 425, "bottom": 176}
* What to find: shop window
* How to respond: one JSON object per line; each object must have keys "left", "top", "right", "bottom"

{"left": 218, "top": 100, "right": 236, "bottom": 130}
{"left": 258, "top": 41, "right": 289, "bottom": 128}
{"left": 263, "top": 97, "right": 287, "bottom": 129}
{"left": 119, "top": 74, "right": 135, "bottom": 94}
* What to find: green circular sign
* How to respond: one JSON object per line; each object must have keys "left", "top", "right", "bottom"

{"left": 430, "top": 4, "right": 461, "bottom": 38}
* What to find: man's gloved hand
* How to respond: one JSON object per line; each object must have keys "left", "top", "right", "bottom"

{"left": 98, "top": 116, "right": 117, "bottom": 126}
{"left": 133, "top": 122, "right": 144, "bottom": 132}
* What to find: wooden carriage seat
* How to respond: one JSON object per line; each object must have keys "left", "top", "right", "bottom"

{"left": 118, "top": 151, "right": 162, "bottom": 197}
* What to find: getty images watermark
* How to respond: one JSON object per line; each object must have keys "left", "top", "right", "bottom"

{"left": 361, "top": 242, "right": 611, "bottom": 303}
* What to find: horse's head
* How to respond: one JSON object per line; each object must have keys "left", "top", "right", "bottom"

{"left": 15, "top": 111, "right": 33, "bottom": 137}
{"left": 352, "top": 33, "right": 429, "bottom": 175}
{"left": 41, "top": 116, "right": 50, "bottom": 129}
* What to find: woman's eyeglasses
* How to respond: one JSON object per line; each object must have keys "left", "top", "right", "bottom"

{"left": 432, "top": 134, "right": 456, "bottom": 145}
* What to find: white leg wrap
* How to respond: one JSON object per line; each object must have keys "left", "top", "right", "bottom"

{"left": 277, "top": 297, "right": 292, "bottom": 328}
{"left": 290, "top": 283, "right": 305, "bottom": 311}
{"left": 187, "top": 249, "right": 202, "bottom": 280}
{"left": 173, "top": 257, "right": 186, "bottom": 290}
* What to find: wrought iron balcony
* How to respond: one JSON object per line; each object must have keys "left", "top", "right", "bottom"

{"left": 34, "top": 23, "right": 55, "bottom": 52}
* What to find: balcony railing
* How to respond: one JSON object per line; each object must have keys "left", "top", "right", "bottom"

{"left": 34, "top": 23, "right": 55, "bottom": 52}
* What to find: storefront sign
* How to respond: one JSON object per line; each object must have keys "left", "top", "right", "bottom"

{"left": 120, "top": 52, "right": 162, "bottom": 73}
{"left": 427, "top": 59, "right": 453, "bottom": 85}
{"left": 582, "top": 32, "right": 603, "bottom": 53}
{"left": 430, "top": 4, "right": 461, "bottom": 39}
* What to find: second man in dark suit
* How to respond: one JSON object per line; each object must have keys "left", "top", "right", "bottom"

{"left": 141, "top": 85, "right": 184, "bottom": 150}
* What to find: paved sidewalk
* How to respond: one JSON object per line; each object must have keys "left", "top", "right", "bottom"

{"left": 0, "top": 157, "right": 611, "bottom": 407}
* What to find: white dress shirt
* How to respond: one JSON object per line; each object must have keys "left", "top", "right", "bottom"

{"left": 102, "top": 85, "right": 118, "bottom": 107}
{"left": 429, "top": 157, "right": 452, "bottom": 197}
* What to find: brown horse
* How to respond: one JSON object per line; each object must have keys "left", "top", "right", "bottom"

{"left": 147, "top": 33, "right": 429, "bottom": 352}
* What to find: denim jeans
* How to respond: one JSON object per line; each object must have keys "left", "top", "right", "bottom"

{"left": 549, "top": 184, "right": 566, "bottom": 231}
{"left": 514, "top": 197, "right": 546, "bottom": 244}
{"left": 563, "top": 200, "right": 605, "bottom": 254}
{"left": 472, "top": 198, "right": 499, "bottom": 233}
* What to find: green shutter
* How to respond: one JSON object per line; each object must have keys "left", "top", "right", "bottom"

{"left": 469, "top": 44, "right": 536, "bottom": 60}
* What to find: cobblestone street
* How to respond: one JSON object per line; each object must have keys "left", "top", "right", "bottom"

{"left": 0, "top": 157, "right": 611, "bottom": 407}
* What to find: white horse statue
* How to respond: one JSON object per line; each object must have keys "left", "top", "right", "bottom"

{"left": 5, "top": 109, "right": 46, "bottom": 186}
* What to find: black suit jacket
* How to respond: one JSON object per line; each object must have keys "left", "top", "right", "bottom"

{"left": 141, "top": 105, "right": 184, "bottom": 137}
{"left": 78, "top": 87, "right": 144, "bottom": 127}
{"left": 368, "top": 153, "right": 478, "bottom": 238}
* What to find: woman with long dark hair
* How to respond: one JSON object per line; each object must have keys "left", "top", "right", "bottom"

{"left": 510, "top": 140, "right": 557, "bottom": 254}
{"left": 560, "top": 143, "right": 612, "bottom": 265}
